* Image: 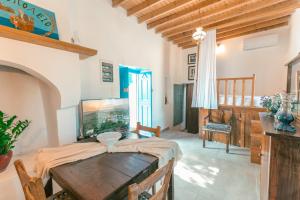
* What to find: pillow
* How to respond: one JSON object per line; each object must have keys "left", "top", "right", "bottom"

{"left": 223, "top": 110, "right": 233, "bottom": 124}
{"left": 210, "top": 110, "right": 223, "bottom": 123}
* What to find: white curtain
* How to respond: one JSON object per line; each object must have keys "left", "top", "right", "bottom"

{"left": 192, "top": 29, "right": 218, "bottom": 109}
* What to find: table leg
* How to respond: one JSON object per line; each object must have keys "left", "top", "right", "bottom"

{"left": 168, "top": 171, "right": 174, "bottom": 200}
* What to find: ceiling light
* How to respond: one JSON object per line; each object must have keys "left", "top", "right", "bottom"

{"left": 216, "top": 43, "right": 225, "bottom": 54}
{"left": 192, "top": 27, "right": 207, "bottom": 41}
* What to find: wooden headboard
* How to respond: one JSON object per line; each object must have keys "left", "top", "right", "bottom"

{"left": 217, "top": 74, "right": 256, "bottom": 107}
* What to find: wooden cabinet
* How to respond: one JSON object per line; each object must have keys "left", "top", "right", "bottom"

{"left": 259, "top": 112, "right": 300, "bottom": 200}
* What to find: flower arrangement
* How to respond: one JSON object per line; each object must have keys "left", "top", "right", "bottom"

{"left": 260, "top": 94, "right": 281, "bottom": 115}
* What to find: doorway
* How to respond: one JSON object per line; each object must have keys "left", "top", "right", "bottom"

{"left": 186, "top": 84, "right": 199, "bottom": 134}
{"left": 119, "top": 66, "right": 152, "bottom": 128}
{"left": 172, "top": 84, "right": 199, "bottom": 133}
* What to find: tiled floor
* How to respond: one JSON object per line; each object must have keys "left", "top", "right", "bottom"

{"left": 161, "top": 130, "right": 260, "bottom": 200}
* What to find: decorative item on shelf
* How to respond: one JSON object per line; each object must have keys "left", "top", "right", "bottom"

{"left": 188, "top": 65, "right": 196, "bottom": 80}
{"left": 0, "top": 0, "right": 59, "bottom": 39}
{"left": 260, "top": 94, "right": 281, "bottom": 116}
{"left": 0, "top": 111, "right": 30, "bottom": 172}
{"left": 274, "top": 93, "right": 296, "bottom": 133}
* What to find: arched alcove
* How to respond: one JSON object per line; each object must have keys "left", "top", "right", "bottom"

{"left": 0, "top": 63, "right": 61, "bottom": 155}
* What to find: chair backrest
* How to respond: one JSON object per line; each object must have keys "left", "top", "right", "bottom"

{"left": 128, "top": 159, "right": 174, "bottom": 200}
{"left": 136, "top": 122, "right": 161, "bottom": 137}
{"left": 209, "top": 109, "right": 233, "bottom": 124}
{"left": 14, "top": 160, "right": 47, "bottom": 200}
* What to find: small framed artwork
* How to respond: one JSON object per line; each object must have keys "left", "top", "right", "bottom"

{"left": 101, "top": 62, "right": 113, "bottom": 82}
{"left": 188, "top": 53, "right": 196, "bottom": 64}
{"left": 188, "top": 66, "right": 196, "bottom": 80}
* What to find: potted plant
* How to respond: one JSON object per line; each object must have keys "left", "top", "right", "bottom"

{"left": 0, "top": 111, "right": 30, "bottom": 172}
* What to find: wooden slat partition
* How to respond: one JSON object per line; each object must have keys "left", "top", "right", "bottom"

{"left": 217, "top": 80, "right": 220, "bottom": 105}
{"left": 251, "top": 74, "right": 256, "bottom": 106}
{"left": 217, "top": 74, "right": 256, "bottom": 107}
{"left": 242, "top": 79, "right": 245, "bottom": 106}
{"left": 224, "top": 80, "right": 228, "bottom": 105}
{"left": 233, "top": 80, "right": 236, "bottom": 106}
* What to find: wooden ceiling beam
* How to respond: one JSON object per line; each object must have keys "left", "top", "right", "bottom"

{"left": 218, "top": 16, "right": 290, "bottom": 38}
{"left": 164, "top": 0, "right": 297, "bottom": 38}
{"left": 219, "top": 22, "right": 289, "bottom": 41}
{"left": 138, "top": 0, "right": 193, "bottom": 23}
{"left": 112, "top": 0, "right": 129, "bottom": 7}
{"left": 217, "top": 13, "right": 291, "bottom": 35}
{"left": 127, "top": 0, "right": 162, "bottom": 16}
{"left": 180, "top": 22, "right": 288, "bottom": 49}
{"left": 147, "top": 0, "right": 221, "bottom": 29}
{"left": 169, "top": 9, "right": 293, "bottom": 42}
{"left": 163, "top": 0, "right": 292, "bottom": 37}
{"left": 178, "top": 17, "right": 289, "bottom": 46}
{"left": 174, "top": 15, "right": 291, "bottom": 45}
{"left": 168, "top": 30, "right": 194, "bottom": 41}
{"left": 156, "top": 0, "right": 253, "bottom": 33}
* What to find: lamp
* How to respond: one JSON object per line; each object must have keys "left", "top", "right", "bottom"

{"left": 216, "top": 43, "right": 225, "bottom": 54}
{"left": 192, "top": 27, "right": 207, "bottom": 41}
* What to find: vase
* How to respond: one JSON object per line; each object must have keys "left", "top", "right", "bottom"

{"left": 0, "top": 150, "right": 13, "bottom": 173}
{"left": 275, "top": 93, "right": 296, "bottom": 133}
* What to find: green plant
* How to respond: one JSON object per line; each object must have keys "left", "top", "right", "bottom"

{"left": 0, "top": 111, "right": 30, "bottom": 155}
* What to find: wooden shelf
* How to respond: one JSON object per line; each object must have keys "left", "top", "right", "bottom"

{"left": 0, "top": 25, "right": 97, "bottom": 59}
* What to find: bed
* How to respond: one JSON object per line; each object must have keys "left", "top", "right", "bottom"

{"left": 199, "top": 74, "right": 266, "bottom": 148}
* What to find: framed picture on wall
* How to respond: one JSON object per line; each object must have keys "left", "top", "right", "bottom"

{"left": 101, "top": 62, "right": 113, "bottom": 82}
{"left": 188, "top": 53, "right": 196, "bottom": 64}
{"left": 188, "top": 66, "right": 196, "bottom": 80}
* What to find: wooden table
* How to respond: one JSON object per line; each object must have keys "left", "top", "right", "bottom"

{"left": 49, "top": 152, "right": 174, "bottom": 200}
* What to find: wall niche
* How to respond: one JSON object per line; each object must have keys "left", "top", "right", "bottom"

{"left": 0, "top": 65, "right": 61, "bottom": 155}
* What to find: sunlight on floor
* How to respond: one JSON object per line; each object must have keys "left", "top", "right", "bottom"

{"left": 175, "top": 161, "right": 219, "bottom": 188}
{"left": 162, "top": 130, "right": 260, "bottom": 200}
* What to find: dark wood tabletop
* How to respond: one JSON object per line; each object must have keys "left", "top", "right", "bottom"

{"left": 49, "top": 152, "right": 172, "bottom": 200}
{"left": 259, "top": 112, "right": 300, "bottom": 140}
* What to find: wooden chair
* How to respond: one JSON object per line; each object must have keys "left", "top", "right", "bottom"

{"left": 128, "top": 159, "right": 174, "bottom": 200}
{"left": 136, "top": 122, "right": 161, "bottom": 138}
{"left": 202, "top": 109, "right": 233, "bottom": 153}
{"left": 14, "top": 160, "right": 73, "bottom": 200}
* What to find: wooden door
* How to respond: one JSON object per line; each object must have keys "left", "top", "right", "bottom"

{"left": 186, "top": 84, "right": 199, "bottom": 133}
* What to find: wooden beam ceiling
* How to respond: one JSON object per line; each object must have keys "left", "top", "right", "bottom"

{"left": 169, "top": 9, "right": 293, "bottom": 42}
{"left": 148, "top": 0, "right": 221, "bottom": 29}
{"left": 178, "top": 17, "right": 289, "bottom": 47}
{"left": 127, "top": 0, "right": 162, "bottom": 16}
{"left": 138, "top": 0, "right": 193, "bottom": 23}
{"left": 174, "top": 14, "right": 291, "bottom": 45}
{"left": 112, "top": 0, "right": 129, "bottom": 7}
{"left": 112, "top": 0, "right": 299, "bottom": 49}
{"left": 156, "top": 0, "right": 252, "bottom": 33}
{"left": 181, "top": 22, "right": 289, "bottom": 49}
{"left": 162, "top": 0, "right": 296, "bottom": 37}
